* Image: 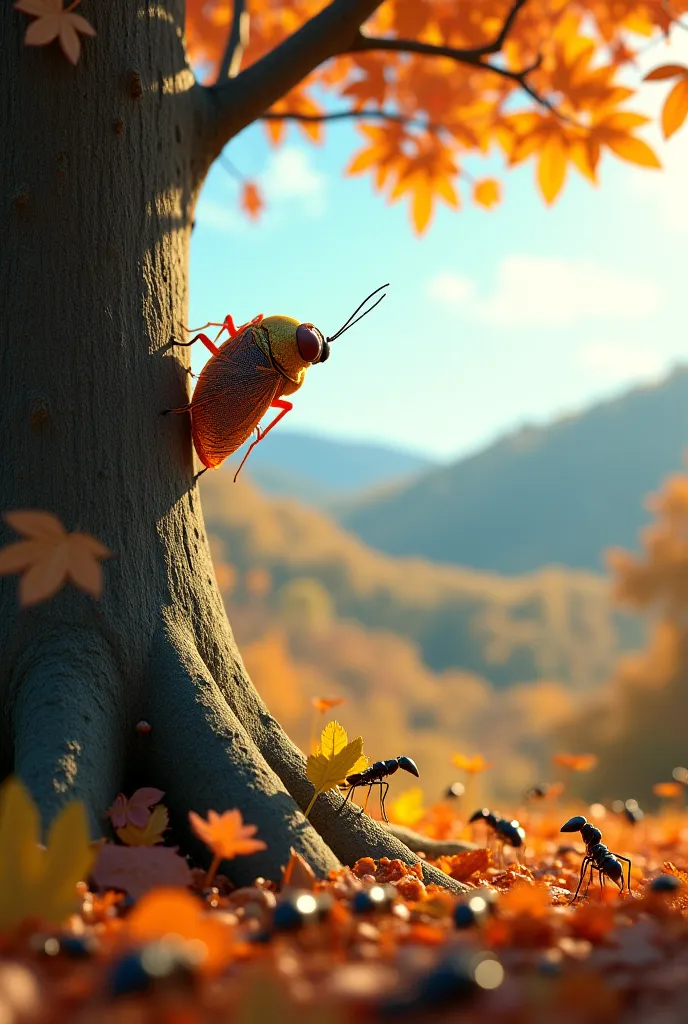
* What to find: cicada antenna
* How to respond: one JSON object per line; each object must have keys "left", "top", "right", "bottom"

{"left": 327, "top": 283, "right": 389, "bottom": 343}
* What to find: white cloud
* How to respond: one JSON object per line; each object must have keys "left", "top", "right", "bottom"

{"left": 427, "top": 256, "right": 661, "bottom": 328}
{"left": 262, "top": 146, "right": 327, "bottom": 216}
{"left": 578, "top": 341, "right": 667, "bottom": 383}
{"left": 193, "top": 196, "right": 246, "bottom": 234}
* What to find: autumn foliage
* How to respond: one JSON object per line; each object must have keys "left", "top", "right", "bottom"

{"left": 185, "top": 0, "right": 688, "bottom": 231}
{"left": 563, "top": 467, "right": 688, "bottom": 803}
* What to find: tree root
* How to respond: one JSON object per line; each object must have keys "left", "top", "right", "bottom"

{"left": 384, "top": 824, "right": 478, "bottom": 859}
{"left": 12, "top": 628, "right": 129, "bottom": 836}
{"left": 6, "top": 615, "right": 470, "bottom": 895}
{"left": 191, "top": 617, "right": 469, "bottom": 892}
{"left": 148, "top": 620, "right": 339, "bottom": 885}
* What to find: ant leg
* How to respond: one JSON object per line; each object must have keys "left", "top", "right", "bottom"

{"left": 569, "top": 857, "right": 590, "bottom": 903}
{"left": 337, "top": 786, "right": 356, "bottom": 816}
{"left": 233, "top": 398, "right": 293, "bottom": 482}
{"left": 360, "top": 784, "right": 375, "bottom": 816}
{"left": 379, "top": 782, "right": 390, "bottom": 823}
{"left": 616, "top": 855, "right": 632, "bottom": 893}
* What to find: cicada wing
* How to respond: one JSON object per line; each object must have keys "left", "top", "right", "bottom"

{"left": 190, "top": 328, "right": 282, "bottom": 469}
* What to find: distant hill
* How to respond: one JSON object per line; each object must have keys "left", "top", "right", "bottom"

{"left": 201, "top": 475, "right": 642, "bottom": 690}
{"left": 336, "top": 367, "right": 688, "bottom": 574}
{"left": 228, "top": 430, "right": 434, "bottom": 504}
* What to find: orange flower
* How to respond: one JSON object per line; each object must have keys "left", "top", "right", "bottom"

{"left": 311, "top": 697, "right": 345, "bottom": 714}
{"left": 553, "top": 753, "right": 598, "bottom": 772}
{"left": 189, "top": 808, "right": 267, "bottom": 861}
{"left": 451, "top": 753, "right": 492, "bottom": 775}
{"left": 653, "top": 782, "right": 684, "bottom": 799}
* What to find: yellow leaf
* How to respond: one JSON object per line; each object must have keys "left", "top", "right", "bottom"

{"left": 0, "top": 776, "right": 95, "bottom": 933}
{"left": 662, "top": 78, "right": 688, "bottom": 139}
{"left": 305, "top": 720, "right": 366, "bottom": 816}
{"left": 116, "top": 804, "right": 169, "bottom": 847}
{"left": 537, "top": 134, "right": 568, "bottom": 205}
{"left": 315, "top": 720, "right": 348, "bottom": 759}
{"left": 604, "top": 134, "right": 661, "bottom": 168}
{"left": 389, "top": 786, "right": 425, "bottom": 827}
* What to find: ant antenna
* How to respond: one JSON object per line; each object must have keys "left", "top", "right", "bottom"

{"left": 327, "top": 283, "right": 389, "bottom": 342}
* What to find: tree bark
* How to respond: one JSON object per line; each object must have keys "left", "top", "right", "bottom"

{"left": 0, "top": 1, "right": 464, "bottom": 892}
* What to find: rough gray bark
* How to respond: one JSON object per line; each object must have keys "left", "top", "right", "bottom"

{"left": 0, "top": 0, "right": 464, "bottom": 892}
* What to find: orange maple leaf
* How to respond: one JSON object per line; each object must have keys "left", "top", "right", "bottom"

{"left": 0, "top": 510, "right": 112, "bottom": 607}
{"left": 240, "top": 181, "right": 264, "bottom": 221}
{"left": 553, "top": 753, "right": 598, "bottom": 772}
{"left": 311, "top": 696, "right": 345, "bottom": 714}
{"left": 188, "top": 808, "right": 267, "bottom": 861}
{"left": 14, "top": 0, "right": 96, "bottom": 67}
{"left": 653, "top": 781, "right": 684, "bottom": 798}
{"left": 473, "top": 178, "right": 501, "bottom": 208}
{"left": 452, "top": 752, "right": 492, "bottom": 775}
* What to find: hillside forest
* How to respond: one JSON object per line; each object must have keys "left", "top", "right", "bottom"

{"left": 202, "top": 414, "right": 688, "bottom": 809}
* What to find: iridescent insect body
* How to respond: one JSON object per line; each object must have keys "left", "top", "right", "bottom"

{"left": 163, "top": 285, "right": 388, "bottom": 480}
{"left": 338, "top": 756, "right": 419, "bottom": 823}
{"left": 560, "top": 815, "right": 632, "bottom": 902}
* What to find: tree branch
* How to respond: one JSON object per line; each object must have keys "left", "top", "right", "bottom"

{"left": 260, "top": 108, "right": 425, "bottom": 128}
{"left": 218, "top": 0, "right": 250, "bottom": 82}
{"left": 202, "top": 0, "right": 384, "bottom": 159}
{"left": 350, "top": 32, "right": 558, "bottom": 116}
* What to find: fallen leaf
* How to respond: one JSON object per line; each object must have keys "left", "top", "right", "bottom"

{"left": 188, "top": 808, "right": 267, "bottom": 861}
{"left": 125, "top": 888, "right": 235, "bottom": 973}
{"left": 0, "top": 510, "right": 111, "bottom": 607}
{"left": 0, "top": 776, "right": 95, "bottom": 932}
{"left": 281, "top": 848, "right": 316, "bottom": 893}
{"left": 107, "top": 787, "right": 165, "bottom": 829}
{"left": 91, "top": 843, "right": 193, "bottom": 900}
{"left": 434, "top": 848, "right": 491, "bottom": 881}
{"left": 14, "top": 0, "right": 96, "bottom": 67}
{"left": 116, "top": 804, "right": 169, "bottom": 847}
{"left": 500, "top": 880, "right": 551, "bottom": 917}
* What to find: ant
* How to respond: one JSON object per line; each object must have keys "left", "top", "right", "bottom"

{"left": 338, "top": 756, "right": 419, "bottom": 823}
{"left": 469, "top": 809, "right": 526, "bottom": 862}
{"left": 560, "top": 815, "right": 632, "bottom": 902}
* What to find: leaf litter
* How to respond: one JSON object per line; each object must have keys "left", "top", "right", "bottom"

{"left": 2, "top": 768, "right": 688, "bottom": 1021}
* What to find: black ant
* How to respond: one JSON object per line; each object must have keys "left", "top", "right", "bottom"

{"left": 560, "top": 815, "right": 632, "bottom": 902}
{"left": 469, "top": 809, "right": 525, "bottom": 862}
{"left": 338, "top": 756, "right": 419, "bottom": 823}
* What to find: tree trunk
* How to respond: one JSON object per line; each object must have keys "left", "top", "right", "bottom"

{"left": 0, "top": 0, "right": 463, "bottom": 891}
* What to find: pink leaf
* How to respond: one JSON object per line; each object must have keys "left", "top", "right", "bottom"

{"left": 91, "top": 844, "right": 193, "bottom": 900}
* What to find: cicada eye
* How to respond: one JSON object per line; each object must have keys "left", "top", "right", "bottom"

{"left": 296, "top": 324, "right": 323, "bottom": 363}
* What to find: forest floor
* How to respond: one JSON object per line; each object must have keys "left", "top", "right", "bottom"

{"left": 2, "top": 788, "right": 688, "bottom": 1023}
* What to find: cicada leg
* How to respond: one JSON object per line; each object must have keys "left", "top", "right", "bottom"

{"left": 233, "top": 397, "right": 293, "bottom": 482}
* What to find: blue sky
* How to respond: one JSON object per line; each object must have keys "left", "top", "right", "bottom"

{"left": 190, "top": 33, "right": 688, "bottom": 462}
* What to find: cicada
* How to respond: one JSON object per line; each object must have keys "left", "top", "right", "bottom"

{"left": 164, "top": 285, "right": 388, "bottom": 480}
